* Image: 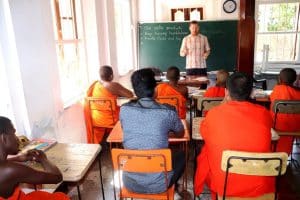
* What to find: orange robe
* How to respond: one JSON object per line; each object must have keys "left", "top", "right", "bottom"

{"left": 156, "top": 83, "right": 187, "bottom": 119}
{"left": 203, "top": 86, "right": 225, "bottom": 97}
{"left": 84, "top": 81, "right": 119, "bottom": 143}
{"left": 0, "top": 187, "right": 69, "bottom": 200}
{"left": 270, "top": 85, "right": 300, "bottom": 154}
{"left": 194, "top": 101, "right": 274, "bottom": 198}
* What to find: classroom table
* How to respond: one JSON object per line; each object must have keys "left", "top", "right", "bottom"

{"left": 107, "top": 119, "right": 190, "bottom": 196}
{"left": 22, "top": 143, "right": 104, "bottom": 200}
{"left": 158, "top": 75, "right": 209, "bottom": 88}
{"left": 178, "top": 76, "right": 209, "bottom": 88}
{"left": 192, "top": 117, "right": 279, "bottom": 141}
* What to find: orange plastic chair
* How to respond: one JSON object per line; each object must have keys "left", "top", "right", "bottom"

{"left": 85, "top": 97, "right": 118, "bottom": 143}
{"left": 156, "top": 95, "right": 180, "bottom": 112}
{"left": 111, "top": 148, "right": 175, "bottom": 200}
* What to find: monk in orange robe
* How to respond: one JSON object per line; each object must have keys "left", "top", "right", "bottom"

{"left": 204, "top": 69, "right": 229, "bottom": 98}
{"left": 84, "top": 65, "right": 133, "bottom": 143}
{"left": 194, "top": 72, "right": 274, "bottom": 199}
{"left": 155, "top": 66, "right": 188, "bottom": 119}
{"left": 0, "top": 117, "right": 69, "bottom": 200}
{"left": 270, "top": 68, "right": 300, "bottom": 155}
{"left": 0, "top": 187, "right": 69, "bottom": 200}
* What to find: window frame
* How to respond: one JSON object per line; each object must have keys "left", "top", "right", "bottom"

{"left": 254, "top": 0, "right": 300, "bottom": 70}
{"left": 52, "top": 0, "right": 88, "bottom": 107}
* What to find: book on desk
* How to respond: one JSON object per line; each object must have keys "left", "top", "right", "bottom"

{"left": 20, "top": 138, "right": 57, "bottom": 153}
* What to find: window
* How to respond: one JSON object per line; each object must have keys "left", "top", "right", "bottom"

{"left": 114, "top": 0, "right": 135, "bottom": 75}
{"left": 52, "top": 0, "right": 88, "bottom": 105}
{"left": 255, "top": 1, "right": 300, "bottom": 65}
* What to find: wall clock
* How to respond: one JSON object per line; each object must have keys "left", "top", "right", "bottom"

{"left": 223, "top": 0, "right": 237, "bottom": 14}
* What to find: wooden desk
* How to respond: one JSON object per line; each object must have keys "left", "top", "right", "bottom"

{"left": 46, "top": 143, "right": 101, "bottom": 182}
{"left": 192, "top": 117, "right": 279, "bottom": 141}
{"left": 107, "top": 119, "right": 190, "bottom": 143}
{"left": 107, "top": 119, "right": 190, "bottom": 193}
{"left": 22, "top": 143, "right": 104, "bottom": 200}
{"left": 179, "top": 76, "right": 209, "bottom": 88}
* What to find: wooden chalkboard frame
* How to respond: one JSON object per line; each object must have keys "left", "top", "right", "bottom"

{"left": 138, "top": 20, "right": 238, "bottom": 72}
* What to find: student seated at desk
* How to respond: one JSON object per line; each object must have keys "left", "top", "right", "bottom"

{"left": 194, "top": 72, "right": 274, "bottom": 199}
{"left": 0, "top": 116, "right": 69, "bottom": 200}
{"left": 84, "top": 65, "right": 133, "bottom": 143}
{"left": 204, "top": 69, "right": 229, "bottom": 98}
{"left": 155, "top": 66, "right": 188, "bottom": 119}
{"left": 270, "top": 68, "right": 300, "bottom": 155}
{"left": 120, "top": 68, "right": 185, "bottom": 194}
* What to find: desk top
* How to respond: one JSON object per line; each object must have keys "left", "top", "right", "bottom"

{"left": 46, "top": 143, "right": 101, "bottom": 182}
{"left": 21, "top": 143, "right": 100, "bottom": 193}
{"left": 107, "top": 119, "right": 190, "bottom": 143}
{"left": 192, "top": 117, "right": 279, "bottom": 141}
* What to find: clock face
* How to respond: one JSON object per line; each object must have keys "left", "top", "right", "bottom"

{"left": 223, "top": 0, "right": 237, "bottom": 14}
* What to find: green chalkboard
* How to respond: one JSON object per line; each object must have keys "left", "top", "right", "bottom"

{"left": 138, "top": 20, "right": 238, "bottom": 72}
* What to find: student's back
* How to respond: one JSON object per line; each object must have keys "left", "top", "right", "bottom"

{"left": 155, "top": 66, "right": 188, "bottom": 119}
{"left": 195, "top": 72, "right": 274, "bottom": 198}
{"left": 203, "top": 69, "right": 229, "bottom": 98}
{"left": 84, "top": 65, "right": 133, "bottom": 143}
{"left": 270, "top": 68, "right": 300, "bottom": 154}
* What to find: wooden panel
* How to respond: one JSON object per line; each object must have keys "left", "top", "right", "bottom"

{"left": 237, "top": 0, "right": 255, "bottom": 76}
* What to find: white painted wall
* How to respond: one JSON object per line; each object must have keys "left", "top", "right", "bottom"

{"left": 138, "top": 0, "right": 240, "bottom": 22}
{"left": 0, "top": 0, "right": 88, "bottom": 143}
{"left": 7, "top": 0, "right": 62, "bottom": 139}
{"left": 0, "top": 0, "right": 30, "bottom": 135}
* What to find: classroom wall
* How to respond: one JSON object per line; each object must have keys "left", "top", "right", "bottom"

{"left": 138, "top": 0, "right": 240, "bottom": 22}
{"left": 0, "top": 0, "right": 92, "bottom": 143}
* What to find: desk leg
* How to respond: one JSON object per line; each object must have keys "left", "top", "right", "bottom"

{"left": 110, "top": 142, "right": 117, "bottom": 200}
{"left": 98, "top": 152, "right": 105, "bottom": 200}
{"left": 183, "top": 141, "right": 188, "bottom": 192}
{"left": 76, "top": 185, "right": 81, "bottom": 200}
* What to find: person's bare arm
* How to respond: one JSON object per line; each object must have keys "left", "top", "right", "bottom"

{"left": 7, "top": 150, "right": 35, "bottom": 162}
{"left": 203, "top": 50, "right": 210, "bottom": 59}
{"left": 107, "top": 82, "right": 134, "bottom": 98}
{"left": 182, "top": 86, "right": 189, "bottom": 99}
{"left": 5, "top": 150, "right": 62, "bottom": 186}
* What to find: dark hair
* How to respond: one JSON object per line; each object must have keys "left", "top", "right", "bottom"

{"left": 131, "top": 68, "right": 157, "bottom": 98}
{"left": 99, "top": 65, "right": 113, "bottom": 81}
{"left": 0, "top": 116, "right": 13, "bottom": 135}
{"left": 279, "top": 68, "right": 297, "bottom": 85}
{"left": 226, "top": 72, "right": 253, "bottom": 101}
{"left": 166, "top": 66, "right": 180, "bottom": 81}
{"left": 189, "top": 20, "right": 199, "bottom": 26}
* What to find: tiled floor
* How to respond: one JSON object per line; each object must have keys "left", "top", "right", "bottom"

{"left": 63, "top": 142, "right": 300, "bottom": 200}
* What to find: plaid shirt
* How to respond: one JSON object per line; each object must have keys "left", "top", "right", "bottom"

{"left": 180, "top": 34, "right": 210, "bottom": 69}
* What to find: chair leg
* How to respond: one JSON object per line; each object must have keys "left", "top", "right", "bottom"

{"left": 289, "top": 138, "right": 300, "bottom": 169}
{"left": 98, "top": 152, "right": 105, "bottom": 200}
{"left": 77, "top": 185, "right": 81, "bottom": 200}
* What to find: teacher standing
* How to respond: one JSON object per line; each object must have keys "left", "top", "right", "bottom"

{"left": 180, "top": 21, "right": 211, "bottom": 76}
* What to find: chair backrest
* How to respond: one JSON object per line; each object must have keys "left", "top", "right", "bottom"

{"left": 85, "top": 97, "right": 118, "bottom": 126}
{"left": 197, "top": 97, "right": 223, "bottom": 116}
{"left": 111, "top": 148, "right": 173, "bottom": 199}
{"left": 221, "top": 150, "right": 288, "bottom": 200}
{"left": 111, "top": 148, "right": 172, "bottom": 173}
{"left": 272, "top": 100, "right": 300, "bottom": 128}
{"left": 156, "top": 96, "right": 180, "bottom": 112}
